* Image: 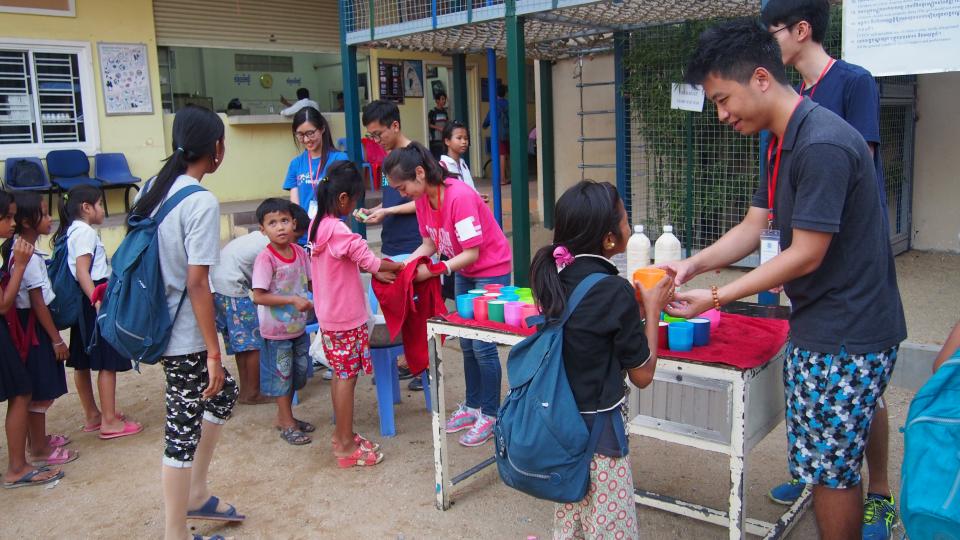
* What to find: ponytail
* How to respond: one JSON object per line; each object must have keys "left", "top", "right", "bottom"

{"left": 382, "top": 141, "right": 445, "bottom": 186}
{"left": 52, "top": 185, "right": 101, "bottom": 248}
{"left": 530, "top": 180, "right": 625, "bottom": 320}
{"left": 1, "top": 191, "right": 42, "bottom": 274}
{"left": 128, "top": 105, "right": 223, "bottom": 227}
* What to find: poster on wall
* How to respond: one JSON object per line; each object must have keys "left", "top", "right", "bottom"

{"left": 378, "top": 60, "right": 404, "bottom": 103}
{"left": 403, "top": 60, "right": 424, "bottom": 98}
{"left": 98, "top": 42, "right": 154, "bottom": 115}
{"left": 842, "top": 0, "right": 960, "bottom": 76}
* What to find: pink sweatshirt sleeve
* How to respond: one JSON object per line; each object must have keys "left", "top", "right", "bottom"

{"left": 328, "top": 221, "right": 382, "bottom": 273}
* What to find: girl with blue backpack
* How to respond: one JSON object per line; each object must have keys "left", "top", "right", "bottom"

{"left": 129, "top": 105, "right": 243, "bottom": 539}
{"left": 54, "top": 185, "right": 142, "bottom": 440}
{"left": 528, "top": 181, "right": 672, "bottom": 540}
{"left": 1, "top": 192, "right": 74, "bottom": 467}
{"left": 0, "top": 191, "right": 66, "bottom": 488}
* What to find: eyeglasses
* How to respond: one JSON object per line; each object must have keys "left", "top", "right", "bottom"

{"left": 769, "top": 22, "right": 797, "bottom": 35}
{"left": 295, "top": 128, "right": 320, "bottom": 140}
{"left": 365, "top": 130, "right": 384, "bottom": 142}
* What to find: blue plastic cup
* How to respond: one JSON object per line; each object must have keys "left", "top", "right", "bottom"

{"left": 689, "top": 317, "right": 710, "bottom": 346}
{"left": 500, "top": 293, "right": 520, "bottom": 302}
{"left": 668, "top": 322, "right": 694, "bottom": 352}
{"left": 456, "top": 293, "right": 479, "bottom": 319}
{"left": 500, "top": 286, "right": 519, "bottom": 296}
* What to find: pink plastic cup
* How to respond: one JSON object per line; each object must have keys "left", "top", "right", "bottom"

{"left": 504, "top": 301, "right": 525, "bottom": 327}
{"left": 473, "top": 296, "right": 491, "bottom": 321}
{"left": 483, "top": 283, "right": 504, "bottom": 293}
{"left": 700, "top": 308, "right": 721, "bottom": 331}
{"left": 520, "top": 304, "right": 540, "bottom": 329}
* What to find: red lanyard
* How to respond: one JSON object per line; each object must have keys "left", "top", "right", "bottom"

{"left": 799, "top": 58, "right": 835, "bottom": 99}
{"left": 766, "top": 97, "right": 805, "bottom": 223}
{"left": 306, "top": 151, "right": 323, "bottom": 186}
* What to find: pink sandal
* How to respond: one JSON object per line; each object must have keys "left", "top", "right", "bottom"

{"left": 335, "top": 433, "right": 380, "bottom": 453}
{"left": 47, "top": 434, "right": 71, "bottom": 447}
{"left": 30, "top": 446, "right": 79, "bottom": 467}
{"left": 99, "top": 420, "right": 143, "bottom": 440}
{"left": 80, "top": 412, "right": 126, "bottom": 433}
{"left": 335, "top": 447, "right": 383, "bottom": 468}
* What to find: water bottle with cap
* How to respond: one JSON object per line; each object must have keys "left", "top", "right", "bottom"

{"left": 654, "top": 224, "right": 683, "bottom": 265}
{"left": 626, "top": 224, "right": 651, "bottom": 278}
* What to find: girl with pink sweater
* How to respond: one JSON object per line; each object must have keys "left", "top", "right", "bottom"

{"left": 309, "top": 161, "right": 404, "bottom": 468}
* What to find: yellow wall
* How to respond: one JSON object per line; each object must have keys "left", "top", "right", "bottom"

{"left": 0, "top": 0, "right": 167, "bottom": 213}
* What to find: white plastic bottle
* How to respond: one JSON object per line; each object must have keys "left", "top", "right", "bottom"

{"left": 654, "top": 224, "right": 683, "bottom": 265}
{"left": 626, "top": 224, "right": 651, "bottom": 277}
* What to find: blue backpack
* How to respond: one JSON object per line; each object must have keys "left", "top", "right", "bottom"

{"left": 46, "top": 232, "right": 86, "bottom": 331}
{"left": 901, "top": 349, "right": 960, "bottom": 538}
{"left": 95, "top": 185, "right": 206, "bottom": 367}
{"left": 495, "top": 273, "right": 611, "bottom": 503}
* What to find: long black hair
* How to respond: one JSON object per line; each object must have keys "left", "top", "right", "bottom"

{"left": 292, "top": 106, "right": 336, "bottom": 167}
{"left": 307, "top": 160, "right": 365, "bottom": 244}
{"left": 0, "top": 191, "right": 13, "bottom": 222}
{"left": 129, "top": 105, "right": 224, "bottom": 225}
{"left": 530, "top": 180, "right": 625, "bottom": 320}
{"left": 52, "top": 185, "right": 101, "bottom": 247}
{"left": 382, "top": 141, "right": 445, "bottom": 186}
{"left": 1, "top": 191, "right": 43, "bottom": 274}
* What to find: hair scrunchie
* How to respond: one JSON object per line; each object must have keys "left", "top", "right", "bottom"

{"left": 553, "top": 245, "right": 574, "bottom": 271}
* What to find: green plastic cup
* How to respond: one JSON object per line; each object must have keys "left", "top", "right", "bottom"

{"left": 663, "top": 315, "right": 687, "bottom": 324}
{"left": 488, "top": 300, "right": 507, "bottom": 323}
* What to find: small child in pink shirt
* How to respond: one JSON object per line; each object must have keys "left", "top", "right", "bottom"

{"left": 309, "top": 161, "right": 404, "bottom": 468}
{"left": 251, "top": 199, "right": 313, "bottom": 446}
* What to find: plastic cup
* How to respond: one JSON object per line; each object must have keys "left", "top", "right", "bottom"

{"left": 500, "top": 293, "right": 520, "bottom": 302}
{"left": 473, "top": 296, "right": 490, "bottom": 321}
{"left": 520, "top": 304, "right": 540, "bottom": 329}
{"left": 504, "top": 301, "right": 525, "bottom": 327}
{"left": 658, "top": 321, "right": 669, "bottom": 350}
{"left": 456, "top": 293, "right": 479, "bottom": 319}
{"left": 663, "top": 315, "right": 687, "bottom": 324}
{"left": 633, "top": 266, "right": 667, "bottom": 290}
{"left": 468, "top": 289, "right": 487, "bottom": 296}
{"left": 500, "top": 286, "right": 519, "bottom": 296}
{"left": 516, "top": 287, "right": 532, "bottom": 297}
{"left": 689, "top": 317, "right": 710, "bottom": 346}
{"left": 483, "top": 292, "right": 501, "bottom": 300}
{"left": 668, "top": 322, "right": 694, "bottom": 352}
{"left": 483, "top": 283, "right": 504, "bottom": 293}
{"left": 488, "top": 300, "right": 507, "bottom": 323}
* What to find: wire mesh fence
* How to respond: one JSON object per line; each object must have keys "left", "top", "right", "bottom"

{"left": 623, "top": 6, "right": 915, "bottom": 257}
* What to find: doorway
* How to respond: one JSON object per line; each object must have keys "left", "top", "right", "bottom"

{"left": 423, "top": 63, "right": 481, "bottom": 177}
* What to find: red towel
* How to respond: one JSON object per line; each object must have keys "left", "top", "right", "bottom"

{"left": 0, "top": 275, "right": 37, "bottom": 362}
{"left": 662, "top": 312, "right": 789, "bottom": 369}
{"left": 372, "top": 257, "right": 447, "bottom": 375}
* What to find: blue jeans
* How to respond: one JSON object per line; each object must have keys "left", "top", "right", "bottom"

{"left": 455, "top": 272, "right": 511, "bottom": 416}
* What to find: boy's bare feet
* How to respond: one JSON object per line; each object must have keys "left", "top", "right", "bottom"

{"left": 238, "top": 394, "right": 272, "bottom": 405}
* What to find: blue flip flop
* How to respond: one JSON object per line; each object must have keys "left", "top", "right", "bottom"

{"left": 186, "top": 496, "right": 245, "bottom": 522}
{"left": 3, "top": 467, "right": 64, "bottom": 489}
{"left": 192, "top": 535, "right": 227, "bottom": 540}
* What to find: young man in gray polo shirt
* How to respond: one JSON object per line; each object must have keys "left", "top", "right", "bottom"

{"left": 663, "top": 20, "right": 906, "bottom": 540}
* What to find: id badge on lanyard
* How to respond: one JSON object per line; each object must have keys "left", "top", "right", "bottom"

{"left": 760, "top": 228, "right": 781, "bottom": 264}
{"left": 307, "top": 200, "right": 318, "bottom": 220}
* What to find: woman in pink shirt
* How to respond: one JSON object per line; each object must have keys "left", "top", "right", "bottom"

{"left": 309, "top": 161, "right": 404, "bottom": 467}
{"left": 382, "top": 142, "right": 512, "bottom": 448}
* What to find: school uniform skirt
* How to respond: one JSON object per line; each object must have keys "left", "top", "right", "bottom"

{"left": 65, "top": 279, "right": 132, "bottom": 372}
{"left": 0, "top": 319, "right": 32, "bottom": 402}
{"left": 18, "top": 309, "right": 67, "bottom": 402}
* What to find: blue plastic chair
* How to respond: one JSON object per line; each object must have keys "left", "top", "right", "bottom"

{"left": 46, "top": 150, "right": 107, "bottom": 214}
{"left": 94, "top": 153, "right": 142, "bottom": 213}
{"left": 335, "top": 137, "right": 376, "bottom": 191}
{"left": 2, "top": 156, "right": 57, "bottom": 211}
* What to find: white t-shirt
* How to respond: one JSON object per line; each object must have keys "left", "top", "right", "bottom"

{"left": 13, "top": 242, "right": 55, "bottom": 309}
{"left": 210, "top": 231, "right": 269, "bottom": 298}
{"left": 280, "top": 98, "right": 320, "bottom": 117}
{"left": 440, "top": 155, "right": 476, "bottom": 191}
{"left": 135, "top": 175, "right": 221, "bottom": 357}
{"left": 66, "top": 220, "right": 109, "bottom": 281}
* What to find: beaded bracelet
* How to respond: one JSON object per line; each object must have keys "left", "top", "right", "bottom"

{"left": 711, "top": 285, "right": 722, "bottom": 310}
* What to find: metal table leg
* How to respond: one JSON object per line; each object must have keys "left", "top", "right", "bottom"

{"left": 429, "top": 333, "right": 451, "bottom": 510}
{"left": 729, "top": 376, "right": 747, "bottom": 540}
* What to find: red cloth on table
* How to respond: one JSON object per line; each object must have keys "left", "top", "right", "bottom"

{"left": 441, "top": 312, "right": 537, "bottom": 336}
{"left": 372, "top": 256, "right": 447, "bottom": 375}
{"left": 661, "top": 312, "right": 789, "bottom": 369}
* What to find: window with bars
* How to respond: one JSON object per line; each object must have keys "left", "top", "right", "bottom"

{"left": 234, "top": 54, "right": 294, "bottom": 73}
{"left": 0, "top": 42, "right": 97, "bottom": 155}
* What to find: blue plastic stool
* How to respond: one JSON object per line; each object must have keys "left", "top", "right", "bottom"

{"left": 370, "top": 343, "right": 432, "bottom": 437}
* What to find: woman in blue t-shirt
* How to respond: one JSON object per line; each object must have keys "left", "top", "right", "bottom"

{"left": 283, "top": 107, "right": 348, "bottom": 222}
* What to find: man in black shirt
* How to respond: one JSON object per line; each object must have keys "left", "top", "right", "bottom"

{"left": 427, "top": 92, "right": 449, "bottom": 161}
{"left": 665, "top": 20, "right": 906, "bottom": 540}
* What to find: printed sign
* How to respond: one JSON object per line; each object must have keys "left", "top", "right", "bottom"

{"left": 670, "top": 83, "right": 705, "bottom": 112}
